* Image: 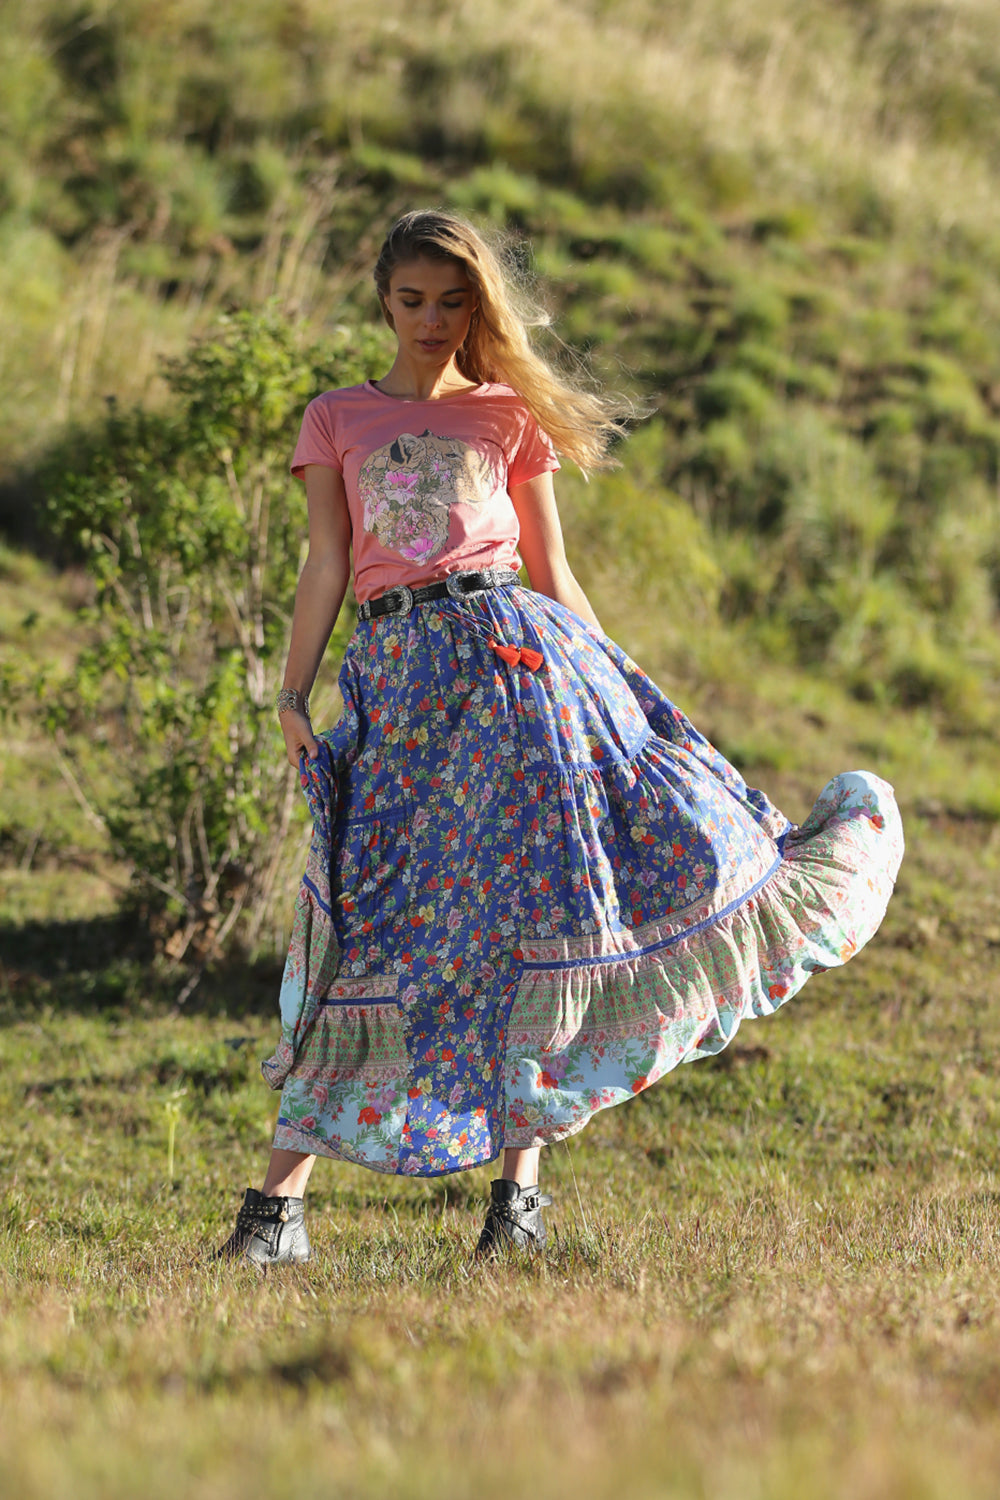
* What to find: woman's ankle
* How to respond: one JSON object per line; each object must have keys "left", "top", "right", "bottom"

{"left": 500, "top": 1145, "right": 541, "bottom": 1189}
{"left": 261, "top": 1148, "right": 316, "bottom": 1199}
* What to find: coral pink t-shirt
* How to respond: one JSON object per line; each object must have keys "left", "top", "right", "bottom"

{"left": 290, "top": 380, "right": 559, "bottom": 604}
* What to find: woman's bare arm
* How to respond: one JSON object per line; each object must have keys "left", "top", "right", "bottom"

{"left": 279, "top": 464, "right": 352, "bottom": 764}
{"left": 508, "top": 470, "right": 601, "bottom": 630}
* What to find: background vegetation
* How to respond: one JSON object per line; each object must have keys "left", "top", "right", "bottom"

{"left": 3, "top": 1, "right": 1000, "bottom": 1496}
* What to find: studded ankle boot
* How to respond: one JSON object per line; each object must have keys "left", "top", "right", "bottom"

{"left": 475, "top": 1178, "right": 553, "bottom": 1258}
{"left": 216, "top": 1187, "right": 311, "bottom": 1266}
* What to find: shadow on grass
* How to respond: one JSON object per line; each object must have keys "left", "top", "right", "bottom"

{"left": 0, "top": 911, "right": 283, "bottom": 1021}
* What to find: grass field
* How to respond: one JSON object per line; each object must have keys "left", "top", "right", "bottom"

{"left": 5, "top": 0, "right": 1000, "bottom": 1492}
{"left": 4, "top": 657, "right": 1000, "bottom": 1500}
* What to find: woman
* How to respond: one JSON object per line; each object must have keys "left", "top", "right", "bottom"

{"left": 218, "top": 210, "right": 903, "bottom": 1266}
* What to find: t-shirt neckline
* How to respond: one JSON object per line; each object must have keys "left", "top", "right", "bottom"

{"left": 365, "top": 378, "right": 489, "bottom": 404}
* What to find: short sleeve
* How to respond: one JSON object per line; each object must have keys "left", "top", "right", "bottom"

{"left": 507, "top": 412, "right": 560, "bottom": 490}
{"left": 290, "top": 395, "right": 342, "bottom": 480}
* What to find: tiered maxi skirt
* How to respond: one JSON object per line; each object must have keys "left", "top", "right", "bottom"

{"left": 263, "top": 583, "right": 904, "bottom": 1176}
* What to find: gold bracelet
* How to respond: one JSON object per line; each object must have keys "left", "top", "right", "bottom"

{"left": 276, "top": 687, "right": 310, "bottom": 717}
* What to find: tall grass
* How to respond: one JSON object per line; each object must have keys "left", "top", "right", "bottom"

{"left": 4, "top": 0, "right": 1000, "bottom": 456}
{"left": 3, "top": 0, "right": 1000, "bottom": 947}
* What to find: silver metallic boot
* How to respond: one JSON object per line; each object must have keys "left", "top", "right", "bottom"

{"left": 216, "top": 1187, "right": 311, "bottom": 1266}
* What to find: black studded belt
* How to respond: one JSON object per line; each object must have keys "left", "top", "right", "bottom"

{"left": 357, "top": 568, "right": 520, "bottom": 621}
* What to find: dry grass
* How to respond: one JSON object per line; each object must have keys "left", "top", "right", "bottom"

{"left": 5, "top": 1207, "right": 1000, "bottom": 1500}
{"left": 3, "top": 661, "right": 1000, "bottom": 1497}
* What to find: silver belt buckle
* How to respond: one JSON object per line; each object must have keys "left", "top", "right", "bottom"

{"left": 446, "top": 571, "right": 482, "bottom": 600}
{"left": 384, "top": 584, "right": 414, "bottom": 614}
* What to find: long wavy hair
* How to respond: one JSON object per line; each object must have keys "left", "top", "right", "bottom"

{"left": 373, "top": 210, "right": 631, "bottom": 473}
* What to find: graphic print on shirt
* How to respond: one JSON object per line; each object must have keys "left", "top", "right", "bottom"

{"left": 357, "top": 430, "right": 500, "bottom": 565}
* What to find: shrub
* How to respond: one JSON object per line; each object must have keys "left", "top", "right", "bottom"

{"left": 31, "top": 308, "right": 387, "bottom": 977}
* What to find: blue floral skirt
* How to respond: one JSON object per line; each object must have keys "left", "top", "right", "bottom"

{"left": 262, "top": 584, "right": 903, "bottom": 1176}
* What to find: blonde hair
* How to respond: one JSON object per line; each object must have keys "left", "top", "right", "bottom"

{"left": 373, "top": 210, "right": 630, "bottom": 473}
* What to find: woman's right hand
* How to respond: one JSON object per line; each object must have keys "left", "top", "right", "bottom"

{"left": 280, "top": 710, "right": 318, "bottom": 768}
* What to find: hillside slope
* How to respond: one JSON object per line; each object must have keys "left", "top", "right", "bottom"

{"left": 1, "top": 0, "right": 999, "bottom": 941}
{"left": 3, "top": 0, "right": 999, "bottom": 703}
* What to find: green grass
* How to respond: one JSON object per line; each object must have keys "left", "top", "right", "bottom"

{"left": 7, "top": 0, "right": 1000, "bottom": 716}
{"left": 4, "top": 664, "right": 1000, "bottom": 1497}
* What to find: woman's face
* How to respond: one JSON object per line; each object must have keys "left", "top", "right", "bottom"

{"left": 381, "top": 256, "right": 477, "bottom": 369}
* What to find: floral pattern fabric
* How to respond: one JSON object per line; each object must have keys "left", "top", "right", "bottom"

{"left": 263, "top": 585, "right": 904, "bottom": 1176}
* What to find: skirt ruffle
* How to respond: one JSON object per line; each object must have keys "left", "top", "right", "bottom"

{"left": 262, "top": 586, "right": 903, "bottom": 1176}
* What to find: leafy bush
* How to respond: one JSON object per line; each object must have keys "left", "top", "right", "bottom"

{"left": 29, "top": 308, "right": 386, "bottom": 974}
{"left": 2, "top": 0, "right": 1000, "bottom": 775}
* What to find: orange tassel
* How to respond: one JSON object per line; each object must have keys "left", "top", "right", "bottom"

{"left": 489, "top": 637, "right": 520, "bottom": 667}
{"left": 489, "top": 637, "right": 544, "bottom": 671}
